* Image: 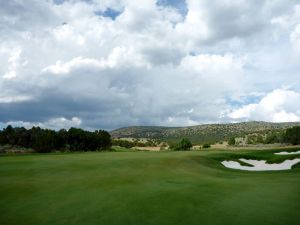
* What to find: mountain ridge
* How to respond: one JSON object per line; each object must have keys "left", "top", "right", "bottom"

{"left": 110, "top": 121, "right": 300, "bottom": 144}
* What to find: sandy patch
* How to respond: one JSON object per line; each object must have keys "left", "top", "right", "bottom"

{"left": 222, "top": 158, "right": 300, "bottom": 171}
{"left": 135, "top": 147, "right": 161, "bottom": 151}
{"left": 274, "top": 150, "right": 300, "bottom": 155}
{"left": 210, "top": 142, "right": 228, "bottom": 149}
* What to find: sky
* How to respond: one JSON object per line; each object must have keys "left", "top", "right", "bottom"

{"left": 1, "top": 0, "right": 300, "bottom": 130}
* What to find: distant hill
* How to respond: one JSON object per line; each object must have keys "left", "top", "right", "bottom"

{"left": 110, "top": 121, "right": 300, "bottom": 144}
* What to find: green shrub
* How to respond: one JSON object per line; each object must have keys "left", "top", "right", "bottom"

{"left": 202, "top": 143, "right": 211, "bottom": 148}
{"left": 228, "top": 137, "right": 236, "bottom": 146}
{"left": 172, "top": 138, "right": 192, "bottom": 151}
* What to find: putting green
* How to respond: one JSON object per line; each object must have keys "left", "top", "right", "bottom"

{"left": 0, "top": 150, "right": 299, "bottom": 225}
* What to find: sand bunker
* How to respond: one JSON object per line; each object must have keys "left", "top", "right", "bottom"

{"left": 222, "top": 158, "right": 300, "bottom": 171}
{"left": 274, "top": 150, "right": 300, "bottom": 155}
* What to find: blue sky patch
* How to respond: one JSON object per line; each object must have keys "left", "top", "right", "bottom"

{"left": 157, "top": 0, "right": 188, "bottom": 16}
{"left": 95, "top": 8, "right": 122, "bottom": 20}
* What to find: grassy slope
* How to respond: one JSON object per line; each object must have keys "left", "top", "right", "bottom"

{"left": 0, "top": 149, "right": 299, "bottom": 225}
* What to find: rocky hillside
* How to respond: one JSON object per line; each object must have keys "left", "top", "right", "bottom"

{"left": 110, "top": 121, "right": 300, "bottom": 144}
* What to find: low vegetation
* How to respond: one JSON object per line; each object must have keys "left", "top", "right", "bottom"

{"left": 112, "top": 138, "right": 158, "bottom": 148}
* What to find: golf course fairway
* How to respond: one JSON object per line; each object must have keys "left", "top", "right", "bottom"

{"left": 0, "top": 149, "right": 299, "bottom": 225}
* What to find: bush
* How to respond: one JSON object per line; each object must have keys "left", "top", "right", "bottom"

{"left": 202, "top": 143, "right": 211, "bottom": 148}
{"left": 172, "top": 138, "right": 192, "bottom": 151}
{"left": 228, "top": 137, "right": 236, "bottom": 146}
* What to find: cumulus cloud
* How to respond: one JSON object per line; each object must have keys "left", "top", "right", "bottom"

{"left": 3, "top": 47, "right": 23, "bottom": 79}
{"left": 0, "top": 117, "right": 82, "bottom": 130}
{"left": 0, "top": 0, "right": 300, "bottom": 130}
{"left": 42, "top": 57, "right": 103, "bottom": 74}
{"left": 290, "top": 24, "right": 300, "bottom": 55}
{"left": 228, "top": 89, "right": 300, "bottom": 122}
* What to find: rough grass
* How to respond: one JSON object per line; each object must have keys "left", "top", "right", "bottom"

{"left": 0, "top": 149, "right": 299, "bottom": 225}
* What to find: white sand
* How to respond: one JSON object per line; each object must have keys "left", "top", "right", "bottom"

{"left": 222, "top": 158, "right": 300, "bottom": 171}
{"left": 274, "top": 150, "right": 300, "bottom": 155}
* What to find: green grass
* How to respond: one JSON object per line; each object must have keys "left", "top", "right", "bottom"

{"left": 0, "top": 149, "right": 299, "bottom": 225}
{"left": 111, "top": 146, "right": 135, "bottom": 152}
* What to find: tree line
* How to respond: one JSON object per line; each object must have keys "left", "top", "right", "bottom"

{"left": 0, "top": 125, "right": 111, "bottom": 153}
{"left": 284, "top": 126, "right": 300, "bottom": 145}
{"left": 233, "top": 126, "right": 300, "bottom": 145}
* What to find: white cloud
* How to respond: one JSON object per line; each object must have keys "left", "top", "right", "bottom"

{"left": 44, "top": 116, "right": 82, "bottom": 129}
{"left": 180, "top": 53, "right": 244, "bottom": 75}
{"left": 290, "top": 24, "right": 300, "bottom": 55}
{"left": 228, "top": 89, "right": 300, "bottom": 122}
{"left": 175, "top": 1, "right": 210, "bottom": 44}
{"left": 271, "top": 4, "right": 300, "bottom": 29}
{"left": 42, "top": 46, "right": 148, "bottom": 75}
{"left": 1, "top": 0, "right": 300, "bottom": 130}
{"left": 42, "top": 57, "right": 103, "bottom": 74}
{"left": 52, "top": 24, "right": 85, "bottom": 46}
{"left": 164, "top": 116, "right": 199, "bottom": 127}
{"left": 0, "top": 94, "right": 31, "bottom": 103}
{"left": 3, "top": 47, "right": 22, "bottom": 79}
{"left": 271, "top": 4, "right": 300, "bottom": 56}
{"left": 1, "top": 117, "right": 82, "bottom": 130}
{"left": 228, "top": 104, "right": 257, "bottom": 119}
